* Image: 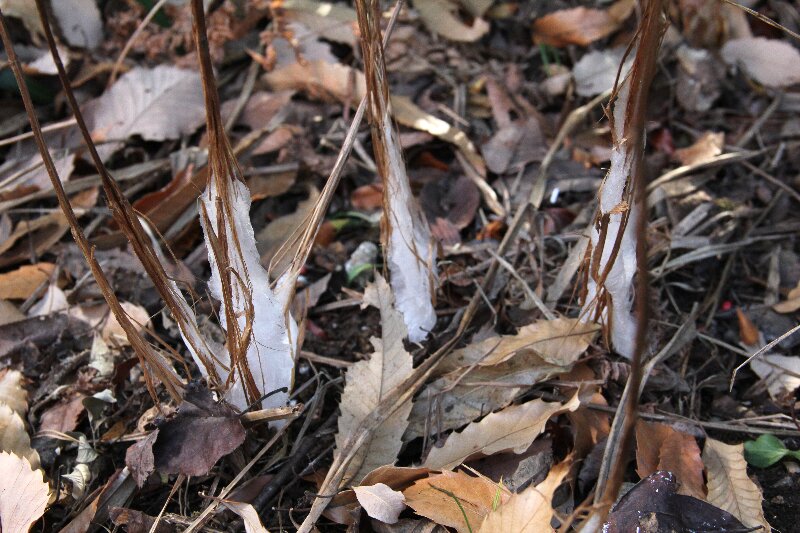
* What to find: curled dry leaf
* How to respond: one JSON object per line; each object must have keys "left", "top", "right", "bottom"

{"left": 277, "top": 0, "right": 358, "bottom": 46}
{"left": 703, "top": 438, "right": 770, "bottom": 532}
{"left": 750, "top": 353, "right": 800, "bottom": 400}
{"left": 424, "top": 394, "right": 580, "bottom": 470}
{"left": 52, "top": 0, "right": 103, "bottom": 49}
{"left": 532, "top": 0, "right": 635, "bottom": 47}
{"left": 353, "top": 483, "right": 406, "bottom": 525}
{"left": 0, "top": 451, "right": 49, "bottom": 533}
{"left": 416, "top": 0, "right": 490, "bottom": 42}
{"left": 721, "top": 37, "right": 800, "bottom": 88}
{"left": 773, "top": 281, "right": 800, "bottom": 313}
{"left": 573, "top": 47, "right": 633, "bottom": 97}
{"left": 478, "top": 459, "right": 570, "bottom": 533}
{"left": 403, "top": 470, "right": 506, "bottom": 533}
{"left": 336, "top": 275, "right": 413, "bottom": 484}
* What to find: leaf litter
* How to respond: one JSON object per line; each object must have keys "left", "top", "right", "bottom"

{"left": 0, "top": 0, "right": 798, "bottom": 531}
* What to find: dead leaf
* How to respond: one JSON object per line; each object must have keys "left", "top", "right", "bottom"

{"left": 278, "top": 0, "right": 357, "bottom": 46}
{"left": 703, "top": 438, "right": 770, "bottom": 532}
{"left": 481, "top": 118, "right": 547, "bottom": 174}
{"left": 532, "top": 0, "right": 635, "bottom": 47}
{"left": 257, "top": 187, "right": 320, "bottom": 274}
{"left": 221, "top": 501, "right": 268, "bottom": 533}
{"left": 406, "top": 351, "right": 575, "bottom": 440}
{"left": 149, "top": 383, "right": 245, "bottom": 477}
{"left": 605, "top": 470, "right": 748, "bottom": 533}
{"left": 335, "top": 275, "right": 413, "bottom": 484}
{"left": 635, "top": 421, "right": 705, "bottom": 500}
{"left": 573, "top": 47, "right": 633, "bottom": 97}
{"left": 423, "top": 394, "right": 580, "bottom": 470}
{"left": 352, "top": 183, "right": 385, "bottom": 210}
{"left": 353, "top": 483, "right": 406, "bottom": 524}
{"left": 441, "top": 317, "right": 598, "bottom": 370}
{"left": 0, "top": 369, "right": 27, "bottom": 417}
{"left": 0, "top": 451, "right": 49, "bottom": 533}
{"left": 39, "top": 392, "right": 86, "bottom": 434}
{"left": 478, "top": 459, "right": 569, "bottom": 533}
{"left": 0, "top": 0, "right": 43, "bottom": 37}
{"left": 125, "top": 430, "right": 158, "bottom": 488}
{"left": 736, "top": 308, "right": 760, "bottom": 346}
{"left": 0, "top": 404, "right": 39, "bottom": 470}
{"left": 416, "top": 0, "right": 490, "bottom": 42}
{"left": 222, "top": 90, "right": 295, "bottom": 131}
{"left": 83, "top": 66, "right": 205, "bottom": 159}
{"left": 750, "top": 353, "right": 800, "bottom": 400}
{"left": 52, "top": 0, "right": 103, "bottom": 49}
{"left": 773, "top": 281, "right": 800, "bottom": 313}
{"left": 0, "top": 263, "right": 54, "bottom": 301}
{"left": 0, "top": 301, "right": 25, "bottom": 326}
{"left": 403, "top": 470, "right": 505, "bottom": 533}
{"left": 674, "top": 132, "right": 724, "bottom": 166}
{"left": 109, "top": 507, "right": 171, "bottom": 533}
{"left": 722, "top": 37, "right": 800, "bottom": 88}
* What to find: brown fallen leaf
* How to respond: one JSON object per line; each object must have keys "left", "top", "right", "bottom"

{"left": 0, "top": 263, "right": 55, "bottom": 300}
{"left": 773, "top": 281, "right": 800, "bottom": 314}
{"left": 0, "top": 451, "right": 50, "bottom": 533}
{"left": 125, "top": 429, "right": 158, "bottom": 488}
{"left": 131, "top": 383, "right": 246, "bottom": 478}
{"left": 703, "top": 438, "right": 770, "bottom": 532}
{"left": 673, "top": 131, "right": 724, "bottom": 166}
{"left": 605, "top": 471, "right": 748, "bottom": 533}
{"left": 481, "top": 118, "right": 547, "bottom": 175}
{"left": 423, "top": 394, "right": 580, "bottom": 470}
{"left": 416, "top": 0, "right": 490, "bottom": 42}
{"left": 722, "top": 37, "right": 800, "bottom": 88}
{"left": 478, "top": 459, "right": 570, "bottom": 533}
{"left": 221, "top": 500, "right": 268, "bottom": 533}
{"left": 736, "top": 307, "right": 760, "bottom": 346}
{"left": 109, "top": 507, "right": 171, "bottom": 533}
{"left": 38, "top": 392, "right": 86, "bottom": 434}
{"left": 635, "top": 421, "right": 705, "bottom": 500}
{"left": 353, "top": 483, "right": 406, "bottom": 524}
{"left": 351, "top": 183, "right": 384, "bottom": 210}
{"left": 532, "top": 0, "right": 635, "bottom": 47}
{"left": 403, "top": 470, "right": 507, "bottom": 533}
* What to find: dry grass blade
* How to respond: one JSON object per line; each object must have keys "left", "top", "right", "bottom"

{"left": 0, "top": 4, "right": 183, "bottom": 403}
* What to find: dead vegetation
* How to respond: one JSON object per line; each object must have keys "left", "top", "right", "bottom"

{"left": 0, "top": 0, "right": 799, "bottom": 531}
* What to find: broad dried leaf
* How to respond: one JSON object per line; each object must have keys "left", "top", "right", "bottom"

{"left": 151, "top": 384, "right": 246, "bottom": 477}
{"left": 0, "top": 451, "right": 49, "bottom": 533}
{"left": 403, "top": 470, "right": 504, "bottom": 533}
{"left": 0, "top": 405, "right": 39, "bottom": 470}
{"left": 773, "top": 282, "right": 800, "bottom": 313}
{"left": 674, "top": 131, "right": 724, "bottom": 166}
{"left": 84, "top": 66, "right": 205, "bottom": 158}
{"left": 406, "top": 352, "right": 573, "bottom": 440}
{"left": 635, "top": 421, "right": 705, "bottom": 499}
{"left": 417, "top": 0, "right": 490, "bottom": 42}
{"left": 125, "top": 430, "right": 158, "bottom": 488}
{"left": 573, "top": 47, "right": 633, "bottom": 97}
{"left": 423, "top": 394, "right": 580, "bottom": 470}
{"left": 353, "top": 483, "right": 406, "bottom": 524}
{"left": 478, "top": 460, "right": 569, "bottom": 533}
{"left": 279, "top": 0, "right": 357, "bottom": 46}
{"left": 532, "top": 0, "right": 634, "bottom": 47}
{"left": 722, "top": 37, "right": 800, "bottom": 88}
{"left": 441, "top": 317, "right": 598, "bottom": 371}
{"left": 221, "top": 501, "right": 268, "bottom": 533}
{"left": 0, "top": 369, "right": 27, "bottom": 416}
{"left": 39, "top": 392, "right": 86, "bottom": 433}
{"left": 0, "top": 0, "right": 43, "bottom": 37}
{"left": 703, "top": 438, "right": 770, "bottom": 532}
{"left": 0, "top": 263, "right": 54, "bottom": 301}
{"left": 736, "top": 308, "right": 760, "bottom": 346}
{"left": 336, "top": 276, "right": 413, "bottom": 484}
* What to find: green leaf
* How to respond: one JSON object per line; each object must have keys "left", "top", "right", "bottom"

{"left": 744, "top": 434, "right": 790, "bottom": 468}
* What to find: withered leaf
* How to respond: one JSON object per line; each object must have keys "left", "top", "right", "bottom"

{"left": 151, "top": 383, "right": 245, "bottom": 477}
{"left": 635, "top": 421, "right": 705, "bottom": 500}
{"left": 125, "top": 429, "right": 158, "bottom": 488}
{"left": 0, "top": 451, "right": 50, "bottom": 533}
{"left": 605, "top": 471, "right": 747, "bottom": 533}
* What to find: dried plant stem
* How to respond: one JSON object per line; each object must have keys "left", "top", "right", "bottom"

{"left": 32, "top": 0, "right": 221, "bottom": 392}
{"left": 592, "top": 0, "right": 666, "bottom": 517}
{"left": 0, "top": 7, "right": 183, "bottom": 402}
